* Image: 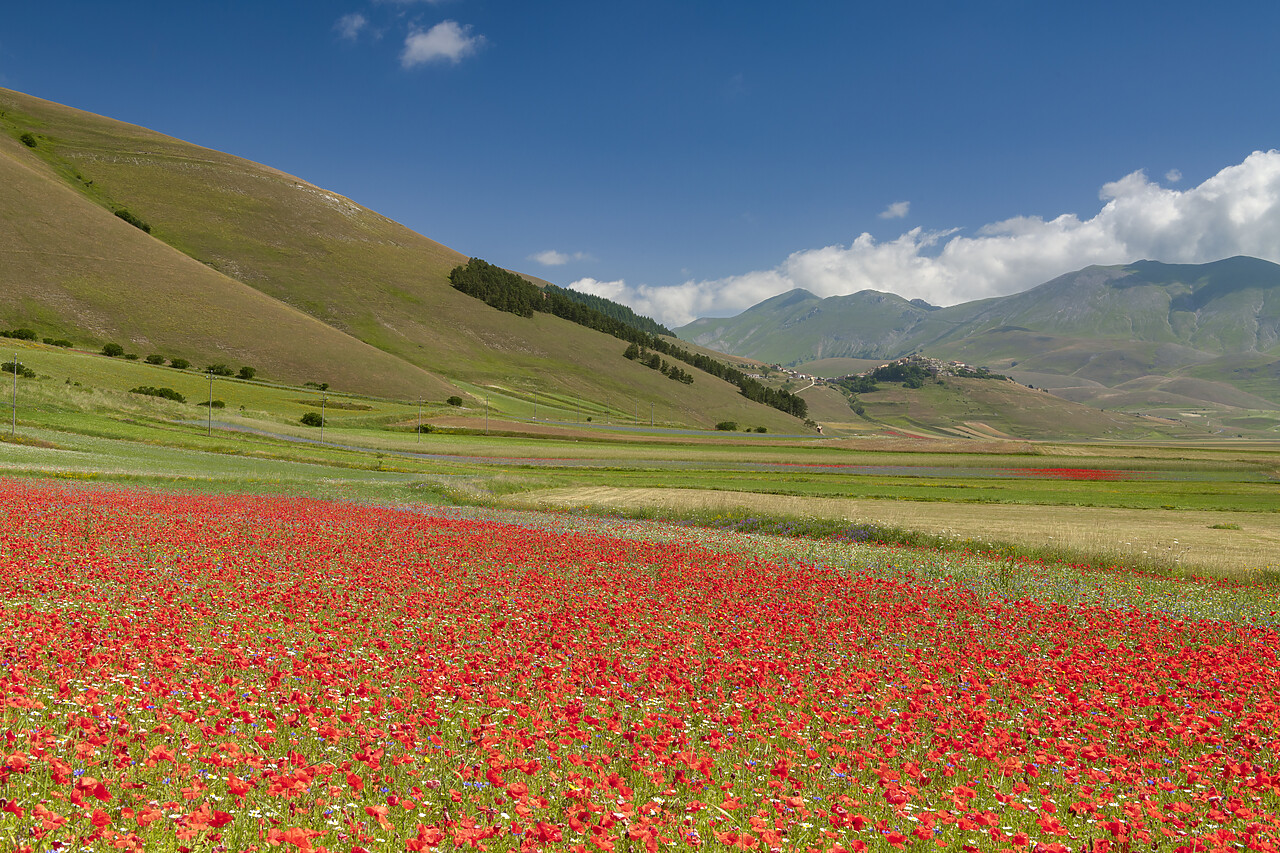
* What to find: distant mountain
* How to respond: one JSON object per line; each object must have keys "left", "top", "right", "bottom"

{"left": 0, "top": 88, "right": 804, "bottom": 430}
{"left": 677, "top": 257, "right": 1280, "bottom": 412}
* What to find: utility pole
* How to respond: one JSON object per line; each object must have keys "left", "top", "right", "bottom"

{"left": 416, "top": 398, "right": 422, "bottom": 444}
{"left": 533, "top": 388, "right": 537, "bottom": 420}
{"left": 650, "top": 403, "right": 653, "bottom": 427}
{"left": 320, "top": 394, "right": 327, "bottom": 441}
{"left": 206, "top": 369, "right": 213, "bottom": 437}
{"left": 485, "top": 394, "right": 489, "bottom": 434}
{"left": 10, "top": 353, "right": 15, "bottom": 438}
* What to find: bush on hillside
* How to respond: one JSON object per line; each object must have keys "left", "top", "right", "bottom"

{"left": 1, "top": 328, "right": 37, "bottom": 341}
{"left": 44, "top": 338, "right": 73, "bottom": 348}
{"left": 123, "top": 353, "right": 140, "bottom": 360}
{"left": 114, "top": 209, "right": 151, "bottom": 234}
{"left": 237, "top": 366, "right": 256, "bottom": 380}
{"left": 19, "top": 133, "right": 36, "bottom": 148}
{"left": 169, "top": 358, "right": 190, "bottom": 370}
{"left": 447, "top": 396, "right": 464, "bottom": 407}
{"left": 715, "top": 421, "right": 738, "bottom": 431}
{"left": 205, "top": 364, "right": 234, "bottom": 377}
{"left": 145, "top": 354, "right": 166, "bottom": 365}
{"left": 300, "top": 412, "right": 324, "bottom": 427}
{"left": 130, "top": 386, "right": 186, "bottom": 404}
{"left": 101, "top": 343, "right": 125, "bottom": 357}
{"left": 2, "top": 360, "right": 36, "bottom": 379}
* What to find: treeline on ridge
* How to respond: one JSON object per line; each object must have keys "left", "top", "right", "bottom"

{"left": 449, "top": 258, "right": 808, "bottom": 419}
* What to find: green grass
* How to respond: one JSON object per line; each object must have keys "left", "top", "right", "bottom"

{"left": 4, "top": 337, "right": 1279, "bottom": 579}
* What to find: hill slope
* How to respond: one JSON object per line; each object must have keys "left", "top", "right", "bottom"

{"left": 678, "top": 258, "right": 1280, "bottom": 411}
{"left": 0, "top": 88, "right": 803, "bottom": 430}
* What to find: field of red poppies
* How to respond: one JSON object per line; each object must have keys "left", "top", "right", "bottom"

{"left": 2, "top": 480, "right": 1279, "bottom": 853}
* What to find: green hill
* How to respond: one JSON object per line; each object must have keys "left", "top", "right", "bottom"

{"left": 677, "top": 258, "right": 1280, "bottom": 416}
{"left": 0, "top": 88, "right": 805, "bottom": 432}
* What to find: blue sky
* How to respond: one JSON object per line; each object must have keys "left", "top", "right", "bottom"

{"left": 4, "top": 1, "right": 1280, "bottom": 325}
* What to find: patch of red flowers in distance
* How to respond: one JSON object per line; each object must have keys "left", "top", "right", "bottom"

{"left": 1, "top": 480, "right": 1278, "bottom": 853}
{"left": 1006, "top": 467, "right": 1137, "bottom": 480}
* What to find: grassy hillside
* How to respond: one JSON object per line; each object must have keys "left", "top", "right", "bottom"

{"left": 0, "top": 88, "right": 805, "bottom": 431}
{"left": 793, "top": 376, "right": 1211, "bottom": 440}
{"left": 677, "top": 258, "right": 1280, "bottom": 418}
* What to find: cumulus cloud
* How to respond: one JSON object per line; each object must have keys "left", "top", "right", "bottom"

{"left": 401, "top": 20, "right": 483, "bottom": 67}
{"left": 879, "top": 200, "right": 910, "bottom": 219}
{"left": 1165, "top": 168, "right": 1182, "bottom": 183}
{"left": 584, "top": 150, "right": 1280, "bottom": 327}
{"left": 530, "top": 250, "right": 592, "bottom": 266}
{"left": 336, "top": 12, "right": 368, "bottom": 40}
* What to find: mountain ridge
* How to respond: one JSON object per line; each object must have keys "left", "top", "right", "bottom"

{"left": 676, "top": 256, "right": 1280, "bottom": 412}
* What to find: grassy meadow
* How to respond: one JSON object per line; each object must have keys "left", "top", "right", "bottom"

{"left": 3, "top": 338, "right": 1278, "bottom": 580}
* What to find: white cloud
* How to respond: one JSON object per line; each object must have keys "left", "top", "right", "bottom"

{"left": 879, "top": 200, "right": 910, "bottom": 219}
{"left": 595, "top": 150, "right": 1280, "bottom": 327}
{"left": 401, "top": 20, "right": 483, "bottom": 67}
{"left": 336, "top": 13, "right": 368, "bottom": 40}
{"left": 530, "top": 250, "right": 591, "bottom": 266}
{"left": 1166, "top": 168, "right": 1183, "bottom": 183}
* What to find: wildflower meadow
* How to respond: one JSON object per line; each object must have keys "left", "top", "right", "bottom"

{"left": 2, "top": 480, "right": 1278, "bottom": 852}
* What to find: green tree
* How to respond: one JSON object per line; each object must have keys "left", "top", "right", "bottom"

{"left": 237, "top": 366, "right": 256, "bottom": 380}
{"left": 300, "top": 412, "right": 324, "bottom": 427}
{"left": 101, "top": 343, "right": 125, "bottom": 357}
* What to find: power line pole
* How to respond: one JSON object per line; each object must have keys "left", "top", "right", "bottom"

{"left": 416, "top": 398, "right": 422, "bottom": 444}
{"left": 484, "top": 394, "right": 489, "bottom": 434}
{"left": 533, "top": 388, "right": 537, "bottom": 420}
{"left": 650, "top": 403, "right": 653, "bottom": 427}
{"left": 206, "top": 369, "right": 213, "bottom": 437}
{"left": 10, "top": 353, "right": 16, "bottom": 438}
{"left": 320, "top": 394, "right": 327, "bottom": 441}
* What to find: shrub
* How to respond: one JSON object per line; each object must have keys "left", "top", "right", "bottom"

{"left": 5, "top": 328, "right": 37, "bottom": 341}
{"left": 50, "top": 339, "right": 72, "bottom": 348}
{"left": 211, "top": 400, "right": 225, "bottom": 409}
{"left": 417, "top": 424, "right": 435, "bottom": 434}
{"left": 753, "top": 426, "right": 768, "bottom": 433}
{"left": 19, "top": 132, "right": 36, "bottom": 148}
{"left": 123, "top": 353, "right": 139, "bottom": 360}
{"left": 169, "top": 358, "right": 190, "bottom": 370}
{"left": 304, "top": 382, "right": 329, "bottom": 391}
{"left": 300, "top": 412, "right": 324, "bottom": 427}
{"left": 715, "top": 421, "right": 738, "bottom": 431}
{"left": 114, "top": 209, "right": 151, "bottom": 233}
{"left": 446, "top": 396, "right": 464, "bottom": 407}
{"left": 237, "top": 366, "right": 256, "bottom": 380}
{"left": 145, "top": 354, "right": 166, "bottom": 365}
{"left": 130, "top": 386, "right": 186, "bottom": 403}
{"left": 2, "top": 360, "right": 36, "bottom": 378}
{"left": 101, "top": 343, "right": 125, "bottom": 357}
{"left": 205, "top": 364, "right": 234, "bottom": 377}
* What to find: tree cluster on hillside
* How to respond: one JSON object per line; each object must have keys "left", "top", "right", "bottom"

{"left": 545, "top": 285, "right": 673, "bottom": 336}
{"left": 449, "top": 258, "right": 808, "bottom": 419}
{"left": 449, "top": 258, "right": 544, "bottom": 317}
{"left": 624, "top": 343, "right": 694, "bottom": 384}
{"left": 836, "top": 360, "right": 934, "bottom": 394}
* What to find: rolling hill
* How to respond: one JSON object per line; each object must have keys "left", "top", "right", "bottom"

{"left": 0, "top": 88, "right": 804, "bottom": 432}
{"left": 678, "top": 258, "right": 1280, "bottom": 423}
